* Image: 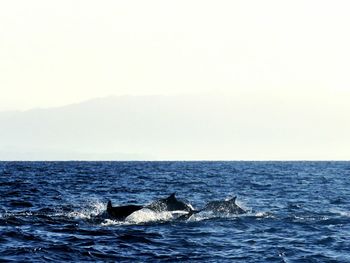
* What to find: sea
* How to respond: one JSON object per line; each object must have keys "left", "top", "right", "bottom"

{"left": 0, "top": 161, "right": 349, "bottom": 262}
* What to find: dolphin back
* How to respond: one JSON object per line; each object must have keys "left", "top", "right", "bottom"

{"left": 106, "top": 200, "right": 143, "bottom": 220}
{"left": 203, "top": 196, "right": 246, "bottom": 215}
{"left": 147, "top": 193, "right": 193, "bottom": 212}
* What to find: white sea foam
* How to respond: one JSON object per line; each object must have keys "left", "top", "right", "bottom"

{"left": 338, "top": 211, "right": 350, "bottom": 217}
{"left": 125, "top": 208, "right": 188, "bottom": 224}
{"left": 67, "top": 200, "right": 106, "bottom": 220}
{"left": 255, "top": 211, "right": 274, "bottom": 218}
{"left": 101, "top": 219, "right": 126, "bottom": 226}
{"left": 186, "top": 211, "right": 213, "bottom": 222}
{"left": 330, "top": 209, "right": 350, "bottom": 217}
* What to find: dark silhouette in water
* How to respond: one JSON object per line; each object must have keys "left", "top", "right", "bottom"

{"left": 106, "top": 201, "right": 143, "bottom": 220}
{"left": 146, "top": 193, "right": 193, "bottom": 212}
{"left": 202, "top": 196, "right": 246, "bottom": 214}
{"left": 107, "top": 193, "right": 192, "bottom": 220}
{"left": 106, "top": 194, "right": 245, "bottom": 221}
{"left": 177, "top": 196, "right": 246, "bottom": 220}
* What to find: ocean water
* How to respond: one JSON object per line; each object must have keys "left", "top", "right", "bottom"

{"left": 0, "top": 161, "right": 350, "bottom": 262}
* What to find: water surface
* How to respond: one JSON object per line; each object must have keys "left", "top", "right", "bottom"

{"left": 1, "top": 161, "right": 350, "bottom": 262}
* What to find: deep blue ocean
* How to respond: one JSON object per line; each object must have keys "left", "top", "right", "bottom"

{"left": 1, "top": 161, "right": 350, "bottom": 262}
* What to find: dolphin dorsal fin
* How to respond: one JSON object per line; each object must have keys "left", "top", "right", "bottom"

{"left": 107, "top": 200, "right": 112, "bottom": 210}
{"left": 168, "top": 193, "right": 176, "bottom": 199}
{"left": 230, "top": 196, "right": 237, "bottom": 203}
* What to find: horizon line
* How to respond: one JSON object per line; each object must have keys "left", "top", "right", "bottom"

{"left": 0, "top": 159, "right": 349, "bottom": 162}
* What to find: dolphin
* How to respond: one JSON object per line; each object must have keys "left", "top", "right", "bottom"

{"left": 106, "top": 193, "right": 192, "bottom": 220}
{"left": 202, "top": 196, "right": 246, "bottom": 214}
{"left": 106, "top": 200, "right": 143, "bottom": 220}
{"left": 176, "top": 196, "right": 246, "bottom": 220}
{"left": 146, "top": 193, "right": 193, "bottom": 212}
{"left": 106, "top": 194, "right": 245, "bottom": 221}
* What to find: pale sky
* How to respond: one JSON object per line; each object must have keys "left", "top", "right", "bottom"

{"left": 1, "top": 0, "right": 350, "bottom": 111}
{"left": 0, "top": 1, "right": 350, "bottom": 160}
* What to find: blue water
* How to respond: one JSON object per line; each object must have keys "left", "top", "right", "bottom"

{"left": 1, "top": 161, "right": 350, "bottom": 262}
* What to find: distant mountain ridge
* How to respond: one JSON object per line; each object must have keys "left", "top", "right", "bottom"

{"left": 0, "top": 93, "right": 349, "bottom": 160}
{"left": 0, "top": 95, "right": 223, "bottom": 160}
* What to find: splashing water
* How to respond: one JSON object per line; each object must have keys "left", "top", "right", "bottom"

{"left": 66, "top": 200, "right": 106, "bottom": 220}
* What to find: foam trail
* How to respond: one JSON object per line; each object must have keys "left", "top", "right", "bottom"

{"left": 101, "top": 219, "right": 126, "bottom": 226}
{"left": 125, "top": 208, "right": 188, "bottom": 224}
{"left": 67, "top": 200, "right": 106, "bottom": 220}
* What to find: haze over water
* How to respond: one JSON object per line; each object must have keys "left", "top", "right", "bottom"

{"left": 1, "top": 1, "right": 350, "bottom": 160}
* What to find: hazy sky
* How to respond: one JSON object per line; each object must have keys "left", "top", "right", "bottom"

{"left": 1, "top": 0, "right": 350, "bottom": 111}
{"left": 1, "top": 1, "right": 350, "bottom": 160}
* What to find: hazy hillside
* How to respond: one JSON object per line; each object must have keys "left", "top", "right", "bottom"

{"left": 0, "top": 93, "right": 349, "bottom": 160}
{"left": 0, "top": 95, "right": 238, "bottom": 160}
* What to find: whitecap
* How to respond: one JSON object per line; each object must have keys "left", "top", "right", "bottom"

{"left": 66, "top": 200, "right": 106, "bottom": 220}
{"left": 125, "top": 208, "right": 189, "bottom": 224}
{"left": 101, "top": 218, "right": 126, "bottom": 226}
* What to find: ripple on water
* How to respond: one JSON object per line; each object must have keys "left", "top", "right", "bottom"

{"left": 1, "top": 161, "right": 350, "bottom": 262}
